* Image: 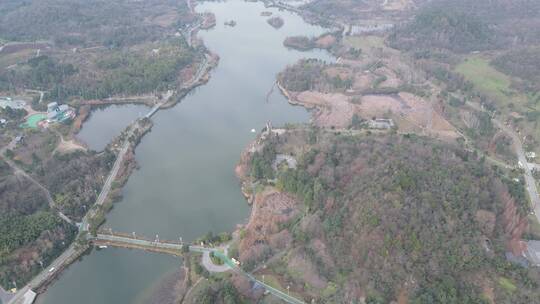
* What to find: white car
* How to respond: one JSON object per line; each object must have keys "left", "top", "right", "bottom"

{"left": 48, "top": 267, "right": 55, "bottom": 273}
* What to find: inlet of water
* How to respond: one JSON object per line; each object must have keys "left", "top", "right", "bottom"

{"left": 39, "top": 1, "right": 334, "bottom": 303}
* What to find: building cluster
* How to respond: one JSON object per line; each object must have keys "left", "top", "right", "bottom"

{"left": 47, "top": 102, "right": 75, "bottom": 123}
{"left": 0, "top": 96, "right": 26, "bottom": 110}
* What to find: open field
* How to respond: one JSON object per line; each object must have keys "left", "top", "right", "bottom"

{"left": 343, "top": 35, "right": 384, "bottom": 50}
{"left": 0, "top": 48, "right": 37, "bottom": 69}
{"left": 455, "top": 56, "right": 531, "bottom": 109}
{"left": 456, "top": 56, "right": 540, "bottom": 151}
{"left": 289, "top": 89, "right": 458, "bottom": 139}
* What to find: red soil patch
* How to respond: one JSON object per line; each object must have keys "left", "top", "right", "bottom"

{"left": 315, "top": 34, "right": 337, "bottom": 49}
{"left": 238, "top": 188, "right": 299, "bottom": 264}
{"left": 294, "top": 91, "right": 354, "bottom": 128}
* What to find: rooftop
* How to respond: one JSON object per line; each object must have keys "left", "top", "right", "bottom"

{"left": 526, "top": 240, "right": 540, "bottom": 267}
{"left": 0, "top": 97, "right": 26, "bottom": 110}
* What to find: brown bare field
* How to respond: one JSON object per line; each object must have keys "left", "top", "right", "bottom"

{"left": 324, "top": 66, "right": 352, "bottom": 80}
{"left": 357, "top": 94, "right": 404, "bottom": 116}
{"left": 353, "top": 72, "right": 376, "bottom": 90}
{"left": 150, "top": 10, "right": 179, "bottom": 27}
{"left": 360, "top": 92, "right": 458, "bottom": 139}
{"left": 291, "top": 89, "right": 458, "bottom": 139}
{"left": 315, "top": 34, "right": 337, "bottom": 49}
{"left": 55, "top": 138, "right": 87, "bottom": 154}
{"left": 238, "top": 188, "right": 299, "bottom": 265}
{"left": 295, "top": 91, "right": 354, "bottom": 128}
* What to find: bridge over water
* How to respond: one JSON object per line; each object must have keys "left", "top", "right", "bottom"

{"left": 91, "top": 232, "right": 306, "bottom": 304}
{"left": 91, "top": 232, "right": 204, "bottom": 255}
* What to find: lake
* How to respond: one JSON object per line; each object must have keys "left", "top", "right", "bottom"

{"left": 39, "top": 1, "right": 334, "bottom": 303}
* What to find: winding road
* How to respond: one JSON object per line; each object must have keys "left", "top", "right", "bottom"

{"left": 6, "top": 113, "right": 151, "bottom": 304}
{"left": 466, "top": 101, "right": 540, "bottom": 222}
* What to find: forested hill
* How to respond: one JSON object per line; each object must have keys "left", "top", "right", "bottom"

{"left": 0, "top": 0, "right": 194, "bottom": 46}
{"left": 388, "top": 0, "right": 540, "bottom": 53}
{"left": 240, "top": 129, "right": 540, "bottom": 303}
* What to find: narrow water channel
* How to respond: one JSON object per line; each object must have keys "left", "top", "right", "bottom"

{"left": 38, "top": 1, "right": 334, "bottom": 303}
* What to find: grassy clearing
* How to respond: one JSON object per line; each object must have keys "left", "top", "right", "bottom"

{"left": 456, "top": 55, "right": 540, "bottom": 153}
{"left": 0, "top": 49, "right": 35, "bottom": 68}
{"left": 456, "top": 57, "right": 513, "bottom": 101}
{"left": 344, "top": 35, "right": 384, "bottom": 51}
{"left": 498, "top": 277, "right": 517, "bottom": 293}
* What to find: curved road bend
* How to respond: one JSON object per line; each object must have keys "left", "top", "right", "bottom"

{"left": 94, "top": 234, "right": 305, "bottom": 304}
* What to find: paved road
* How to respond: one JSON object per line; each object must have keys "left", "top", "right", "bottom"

{"left": 201, "top": 250, "right": 231, "bottom": 272}
{"left": 181, "top": 55, "right": 209, "bottom": 90}
{"left": 7, "top": 107, "right": 157, "bottom": 304}
{"left": 244, "top": 272, "right": 306, "bottom": 304}
{"left": 94, "top": 234, "right": 305, "bottom": 304}
{"left": 0, "top": 286, "right": 13, "bottom": 304}
{"left": 6, "top": 245, "right": 83, "bottom": 304}
{"left": 25, "top": 89, "right": 45, "bottom": 104}
{"left": 95, "top": 234, "right": 230, "bottom": 272}
{"left": 95, "top": 234, "right": 222, "bottom": 259}
{"left": 495, "top": 120, "right": 540, "bottom": 221}
{"left": 529, "top": 163, "right": 540, "bottom": 171}
{"left": 6, "top": 135, "right": 131, "bottom": 303}
{"left": 80, "top": 117, "right": 145, "bottom": 231}
{"left": 466, "top": 101, "right": 540, "bottom": 222}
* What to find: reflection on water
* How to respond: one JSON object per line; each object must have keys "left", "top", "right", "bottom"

{"left": 39, "top": 0, "right": 334, "bottom": 303}
{"left": 77, "top": 104, "right": 150, "bottom": 151}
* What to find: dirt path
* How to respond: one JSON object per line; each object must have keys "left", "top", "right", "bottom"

{"left": 52, "top": 131, "right": 87, "bottom": 154}
{"left": 182, "top": 277, "right": 203, "bottom": 303}
{"left": 0, "top": 138, "right": 74, "bottom": 225}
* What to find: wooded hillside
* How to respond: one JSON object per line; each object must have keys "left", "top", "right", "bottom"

{"left": 239, "top": 129, "right": 539, "bottom": 303}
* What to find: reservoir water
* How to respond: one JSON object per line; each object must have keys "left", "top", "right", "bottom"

{"left": 77, "top": 104, "right": 150, "bottom": 151}
{"left": 38, "top": 1, "right": 334, "bottom": 303}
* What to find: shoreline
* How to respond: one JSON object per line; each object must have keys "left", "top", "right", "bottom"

{"left": 6, "top": 11, "right": 219, "bottom": 303}
{"left": 12, "top": 1, "right": 337, "bottom": 302}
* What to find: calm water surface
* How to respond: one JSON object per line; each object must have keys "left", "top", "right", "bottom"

{"left": 77, "top": 104, "right": 150, "bottom": 151}
{"left": 40, "top": 1, "right": 334, "bottom": 303}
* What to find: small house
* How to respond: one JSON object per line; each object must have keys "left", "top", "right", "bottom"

{"left": 47, "top": 102, "right": 76, "bottom": 123}
{"left": 368, "top": 118, "right": 394, "bottom": 129}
